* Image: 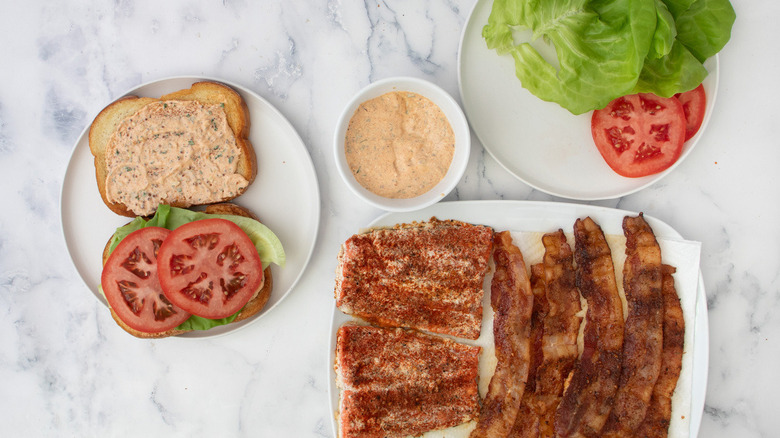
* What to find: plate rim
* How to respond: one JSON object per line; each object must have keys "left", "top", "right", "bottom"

{"left": 59, "top": 75, "right": 321, "bottom": 339}
{"left": 456, "top": 0, "right": 719, "bottom": 201}
{"left": 326, "top": 199, "right": 707, "bottom": 437}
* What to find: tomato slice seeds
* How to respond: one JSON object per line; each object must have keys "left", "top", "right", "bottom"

{"left": 675, "top": 84, "right": 707, "bottom": 141}
{"left": 157, "top": 218, "right": 264, "bottom": 320}
{"left": 591, "top": 93, "right": 686, "bottom": 178}
{"left": 101, "top": 227, "right": 192, "bottom": 333}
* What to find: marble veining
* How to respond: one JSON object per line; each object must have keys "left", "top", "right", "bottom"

{"left": 1, "top": 0, "right": 779, "bottom": 436}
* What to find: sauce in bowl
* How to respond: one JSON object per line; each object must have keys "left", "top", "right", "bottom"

{"left": 344, "top": 91, "right": 455, "bottom": 199}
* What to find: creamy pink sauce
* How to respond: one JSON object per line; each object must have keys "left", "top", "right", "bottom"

{"left": 344, "top": 91, "right": 455, "bottom": 199}
{"left": 104, "top": 100, "right": 248, "bottom": 216}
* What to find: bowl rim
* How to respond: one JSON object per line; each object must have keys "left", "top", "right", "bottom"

{"left": 333, "top": 76, "right": 470, "bottom": 212}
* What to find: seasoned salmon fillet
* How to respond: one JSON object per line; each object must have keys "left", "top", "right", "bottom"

{"left": 335, "top": 218, "right": 494, "bottom": 340}
{"left": 335, "top": 324, "right": 481, "bottom": 438}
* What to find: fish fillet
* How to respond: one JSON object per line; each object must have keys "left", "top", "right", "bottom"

{"left": 335, "top": 324, "right": 481, "bottom": 438}
{"left": 335, "top": 218, "right": 493, "bottom": 340}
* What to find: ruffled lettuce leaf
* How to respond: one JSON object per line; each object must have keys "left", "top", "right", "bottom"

{"left": 668, "top": 0, "right": 736, "bottom": 62}
{"left": 107, "top": 204, "right": 285, "bottom": 270}
{"left": 484, "top": 0, "right": 657, "bottom": 114}
{"left": 482, "top": 0, "right": 735, "bottom": 113}
{"left": 634, "top": 0, "right": 734, "bottom": 96}
{"left": 647, "top": 0, "right": 677, "bottom": 60}
{"left": 634, "top": 40, "right": 708, "bottom": 96}
{"left": 176, "top": 314, "right": 239, "bottom": 331}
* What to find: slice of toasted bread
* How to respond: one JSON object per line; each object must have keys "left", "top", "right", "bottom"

{"left": 102, "top": 203, "right": 272, "bottom": 338}
{"left": 89, "top": 81, "right": 257, "bottom": 217}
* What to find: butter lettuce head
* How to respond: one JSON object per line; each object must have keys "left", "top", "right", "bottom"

{"left": 105, "top": 204, "right": 286, "bottom": 332}
{"left": 482, "top": 0, "right": 735, "bottom": 114}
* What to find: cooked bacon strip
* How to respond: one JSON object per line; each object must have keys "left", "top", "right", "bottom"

{"left": 555, "top": 217, "right": 624, "bottom": 437}
{"left": 511, "top": 230, "right": 582, "bottom": 438}
{"left": 335, "top": 218, "right": 494, "bottom": 340}
{"left": 602, "top": 214, "right": 665, "bottom": 436}
{"left": 470, "top": 231, "right": 534, "bottom": 438}
{"left": 537, "top": 230, "right": 583, "bottom": 437}
{"left": 335, "top": 324, "right": 481, "bottom": 438}
{"left": 510, "top": 263, "right": 548, "bottom": 438}
{"left": 635, "top": 264, "right": 685, "bottom": 438}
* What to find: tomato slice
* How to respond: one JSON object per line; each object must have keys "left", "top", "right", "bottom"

{"left": 156, "top": 218, "right": 264, "bottom": 319}
{"left": 675, "top": 84, "right": 707, "bottom": 141}
{"left": 101, "top": 227, "right": 192, "bottom": 333}
{"left": 591, "top": 93, "right": 686, "bottom": 178}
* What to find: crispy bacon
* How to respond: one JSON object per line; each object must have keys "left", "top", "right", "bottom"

{"left": 510, "top": 263, "right": 548, "bottom": 438}
{"left": 511, "top": 230, "right": 583, "bottom": 438}
{"left": 635, "top": 264, "right": 685, "bottom": 438}
{"left": 602, "top": 214, "right": 665, "bottom": 436}
{"left": 537, "top": 230, "right": 583, "bottom": 437}
{"left": 335, "top": 218, "right": 493, "bottom": 340}
{"left": 555, "top": 217, "right": 624, "bottom": 437}
{"left": 470, "top": 231, "right": 534, "bottom": 438}
{"left": 335, "top": 324, "right": 481, "bottom": 438}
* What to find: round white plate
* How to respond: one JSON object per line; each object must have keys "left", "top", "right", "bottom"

{"left": 60, "top": 76, "right": 320, "bottom": 338}
{"left": 328, "top": 200, "right": 707, "bottom": 437}
{"left": 457, "top": 0, "right": 719, "bottom": 200}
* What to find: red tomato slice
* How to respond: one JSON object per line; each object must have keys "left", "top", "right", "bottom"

{"left": 101, "top": 227, "right": 192, "bottom": 333}
{"left": 156, "top": 218, "right": 264, "bottom": 319}
{"left": 675, "top": 84, "right": 707, "bottom": 141}
{"left": 591, "top": 93, "right": 686, "bottom": 178}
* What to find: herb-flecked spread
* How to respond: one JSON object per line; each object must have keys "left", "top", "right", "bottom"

{"left": 105, "top": 100, "right": 249, "bottom": 216}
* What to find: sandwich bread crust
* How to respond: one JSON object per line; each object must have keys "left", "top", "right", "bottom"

{"left": 89, "top": 81, "right": 256, "bottom": 217}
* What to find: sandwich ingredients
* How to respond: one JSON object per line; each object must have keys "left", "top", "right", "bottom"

{"left": 103, "top": 204, "right": 285, "bottom": 334}
{"left": 344, "top": 91, "right": 455, "bottom": 199}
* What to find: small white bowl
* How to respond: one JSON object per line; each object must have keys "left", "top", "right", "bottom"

{"left": 333, "top": 76, "right": 470, "bottom": 212}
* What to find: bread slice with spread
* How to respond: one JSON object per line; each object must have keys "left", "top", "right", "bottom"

{"left": 89, "top": 81, "right": 256, "bottom": 217}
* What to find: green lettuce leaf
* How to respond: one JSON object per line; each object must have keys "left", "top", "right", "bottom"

{"left": 105, "top": 204, "right": 285, "bottom": 331}
{"left": 634, "top": 0, "right": 734, "bottom": 96}
{"left": 634, "top": 40, "right": 708, "bottom": 96}
{"left": 482, "top": 0, "right": 735, "bottom": 114}
{"left": 107, "top": 205, "right": 285, "bottom": 270}
{"left": 670, "top": 0, "right": 736, "bottom": 62}
{"left": 176, "top": 314, "right": 239, "bottom": 331}
{"left": 647, "top": 0, "right": 677, "bottom": 60}
{"left": 484, "top": 0, "right": 658, "bottom": 114}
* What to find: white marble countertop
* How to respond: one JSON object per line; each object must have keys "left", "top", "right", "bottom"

{"left": 2, "top": 1, "right": 777, "bottom": 436}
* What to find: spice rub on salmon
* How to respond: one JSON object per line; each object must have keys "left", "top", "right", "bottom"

{"left": 335, "top": 324, "right": 481, "bottom": 438}
{"left": 335, "top": 218, "right": 494, "bottom": 340}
